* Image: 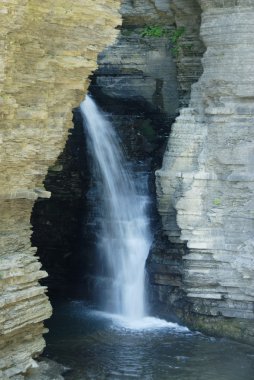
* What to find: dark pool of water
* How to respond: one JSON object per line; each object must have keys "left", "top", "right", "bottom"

{"left": 44, "top": 300, "right": 254, "bottom": 380}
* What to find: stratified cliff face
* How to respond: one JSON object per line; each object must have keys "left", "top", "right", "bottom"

{"left": 155, "top": 0, "right": 254, "bottom": 342}
{"left": 0, "top": 1, "right": 120, "bottom": 378}
{"left": 94, "top": 0, "right": 179, "bottom": 117}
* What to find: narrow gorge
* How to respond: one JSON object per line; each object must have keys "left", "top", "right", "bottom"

{"left": 0, "top": 0, "right": 254, "bottom": 379}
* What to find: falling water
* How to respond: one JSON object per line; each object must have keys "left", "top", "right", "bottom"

{"left": 80, "top": 95, "right": 152, "bottom": 320}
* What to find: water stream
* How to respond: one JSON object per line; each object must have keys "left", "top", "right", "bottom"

{"left": 44, "top": 95, "right": 254, "bottom": 379}
{"left": 80, "top": 95, "right": 151, "bottom": 320}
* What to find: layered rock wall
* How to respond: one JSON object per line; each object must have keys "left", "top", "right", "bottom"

{"left": 155, "top": 0, "right": 254, "bottom": 342}
{"left": 94, "top": 0, "right": 179, "bottom": 117}
{"left": 31, "top": 114, "right": 88, "bottom": 294}
{"left": 169, "top": 0, "right": 205, "bottom": 107}
{"left": 29, "top": 0, "right": 180, "bottom": 316}
{"left": 0, "top": 1, "right": 120, "bottom": 378}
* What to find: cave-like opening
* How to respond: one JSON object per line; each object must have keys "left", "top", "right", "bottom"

{"left": 30, "top": 71, "right": 174, "bottom": 307}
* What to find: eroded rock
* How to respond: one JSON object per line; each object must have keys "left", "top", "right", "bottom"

{"left": 0, "top": 1, "right": 121, "bottom": 378}
{"left": 155, "top": 0, "right": 254, "bottom": 343}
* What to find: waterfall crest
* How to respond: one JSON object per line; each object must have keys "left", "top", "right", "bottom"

{"left": 80, "top": 95, "right": 152, "bottom": 320}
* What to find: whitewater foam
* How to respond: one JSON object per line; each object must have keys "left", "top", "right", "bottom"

{"left": 89, "top": 309, "right": 189, "bottom": 332}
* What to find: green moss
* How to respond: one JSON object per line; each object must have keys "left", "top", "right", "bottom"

{"left": 170, "top": 27, "right": 186, "bottom": 44}
{"left": 141, "top": 25, "right": 168, "bottom": 38}
{"left": 213, "top": 198, "right": 222, "bottom": 206}
{"left": 170, "top": 27, "right": 186, "bottom": 57}
{"left": 139, "top": 25, "right": 186, "bottom": 57}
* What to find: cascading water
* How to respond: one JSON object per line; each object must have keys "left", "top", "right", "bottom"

{"left": 44, "top": 102, "right": 254, "bottom": 380}
{"left": 80, "top": 95, "right": 152, "bottom": 320}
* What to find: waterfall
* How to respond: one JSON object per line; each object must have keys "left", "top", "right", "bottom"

{"left": 80, "top": 95, "right": 152, "bottom": 320}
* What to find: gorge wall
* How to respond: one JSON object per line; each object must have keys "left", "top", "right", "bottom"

{"left": 1, "top": 1, "right": 254, "bottom": 378}
{"left": 153, "top": 0, "right": 254, "bottom": 343}
{"left": 30, "top": 0, "right": 180, "bottom": 315}
{"left": 28, "top": 0, "right": 254, "bottom": 347}
{"left": 0, "top": 1, "right": 121, "bottom": 378}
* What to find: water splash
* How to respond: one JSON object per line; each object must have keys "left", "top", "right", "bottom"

{"left": 89, "top": 309, "right": 190, "bottom": 332}
{"left": 80, "top": 95, "right": 152, "bottom": 320}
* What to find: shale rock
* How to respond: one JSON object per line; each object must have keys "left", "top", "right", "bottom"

{"left": 95, "top": 0, "right": 179, "bottom": 117}
{"left": 0, "top": 1, "right": 120, "bottom": 378}
{"left": 155, "top": 0, "right": 254, "bottom": 343}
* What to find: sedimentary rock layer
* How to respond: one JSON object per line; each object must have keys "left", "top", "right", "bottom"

{"left": 169, "top": 0, "right": 205, "bottom": 106}
{"left": 95, "top": 0, "right": 178, "bottom": 117}
{"left": 0, "top": 1, "right": 120, "bottom": 378}
{"left": 156, "top": 0, "right": 254, "bottom": 342}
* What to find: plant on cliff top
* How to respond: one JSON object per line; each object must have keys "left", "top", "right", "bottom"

{"left": 140, "top": 25, "right": 186, "bottom": 57}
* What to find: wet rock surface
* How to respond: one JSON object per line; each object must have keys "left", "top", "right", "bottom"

{"left": 31, "top": 112, "right": 89, "bottom": 295}
{"left": 25, "top": 358, "right": 66, "bottom": 380}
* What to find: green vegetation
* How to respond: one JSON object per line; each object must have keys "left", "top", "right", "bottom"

{"left": 171, "top": 26, "right": 186, "bottom": 45}
{"left": 170, "top": 26, "right": 186, "bottom": 57}
{"left": 213, "top": 198, "right": 222, "bottom": 206}
{"left": 141, "top": 25, "right": 168, "bottom": 38}
{"left": 139, "top": 25, "right": 186, "bottom": 57}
